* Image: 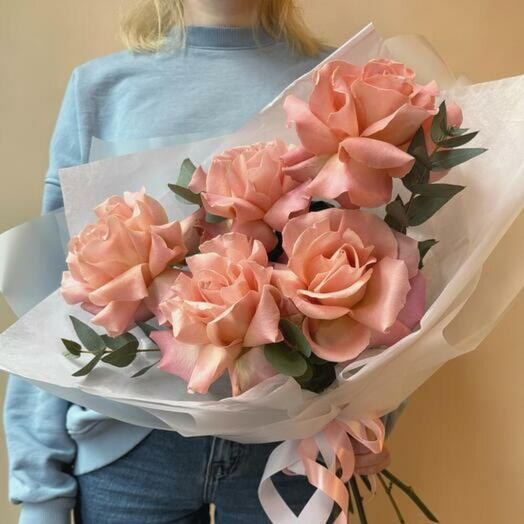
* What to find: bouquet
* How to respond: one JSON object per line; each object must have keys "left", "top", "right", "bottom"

{"left": 1, "top": 25, "right": 522, "bottom": 523}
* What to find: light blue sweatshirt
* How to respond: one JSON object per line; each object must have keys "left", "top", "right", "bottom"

{"left": 3, "top": 25, "right": 407, "bottom": 524}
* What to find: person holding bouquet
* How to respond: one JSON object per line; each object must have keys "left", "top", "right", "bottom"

{"left": 3, "top": 1, "right": 399, "bottom": 523}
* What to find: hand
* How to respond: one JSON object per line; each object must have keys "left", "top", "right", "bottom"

{"left": 352, "top": 438, "right": 391, "bottom": 476}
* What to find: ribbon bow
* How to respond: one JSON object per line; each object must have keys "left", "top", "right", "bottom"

{"left": 258, "top": 415, "right": 385, "bottom": 523}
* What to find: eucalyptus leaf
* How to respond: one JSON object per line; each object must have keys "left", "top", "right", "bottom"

{"left": 410, "top": 183, "right": 465, "bottom": 198}
{"left": 385, "top": 195, "right": 408, "bottom": 232}
{"left": 401, "top": 160, "right": 429, "bottom": 191}
{"left": 408, "top": 127, "right": 431, "bottom": 169}
{"left": 418, "top": 239, "right": 438, "bottom": 269}
{"left": 447, "top": 126, "right": 469, "bottom": 137}
{"left": 430, "top": 101, "right": 447, "bottom": 144}
{"left": 72, "top": 353, "right": 104, "bottom": 377}
{"left": 407, "top": 195, "right": 453, "bottom": 226}
{"left": 264, "top": 343, "right": 307, "bottom": 377}
{"left": 102, "top": 332, "right": 138, "bottom": 350}
{"left": 131, "top": 360, "right": 161, "bottom": 378}
{"left": 279, "top": 318, "right": 312, "bottom": 357}
{"left": 137, "top": 322, "right": 159, "bottom": 341}
{"left": 438, "top": 131, "right": 478, "bottom": 148}
{"left": 296, "top": 362, "right": 314, "bottom": 385}
{"left": 430, "top": 148, "right": 487, "bottom": 171}
{"left": 69, "top": 316, "right": 105, "bottom": 353}
{"left": 63, "top": 350, "right": 81, "bottom": 360}
{"left": 402, "top": 128, "right": 430, "bottom": 190}
{"left": 168, "top": 184, "right": 202, "bottom": 206}
{"left": 177, "top": 158, "right": 197, "bottom": 188}
{"left": 101, "top": 340, "right": 139, "bottom": 367}
{"left": 61, "top": 338, "right": 81, "bottom": 356}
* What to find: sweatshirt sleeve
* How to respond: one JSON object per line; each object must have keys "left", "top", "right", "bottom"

{"left": 3, "top": 69, "right": 85, "bottom": 524}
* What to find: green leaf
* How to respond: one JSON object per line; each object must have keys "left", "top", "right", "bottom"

{"left": 431, "top": 101, "right": 448, "bottom": 144}
{"left": 69, "top": 316, "right": 105, "bottom": 353}
{"left": 407, "top": 195, "right": 457, "bottom": 226}
{"left": 296, "top": 362, "right": 314, "bottom": 386}
{"left": 131, "top": 360, "right": 161, "bottom": 378}
{"left": 101, "top": 340, "right": 139, "bottom": 367}
{"left": 279, "top": 318, "right": 312, "bottom": 357}
{"left": 264, "top": 343, "right": 307, "bottom": 377}
{"left": 430, "top": 148, "right": 487, "bottom": 171}
{"left": 384, "top": 195, "right": 408, "bottom": 232}
{"left": 410, "top": 183, "right": 465, "bottom": 198}
{"left": 177, "top": 158, "right": 197, "bottom": 188}
{"left": 72, "top": 353, "right": 104, "bottom": 377}
{"left": 447, "top": 126, "right": 469, "bottom": 137}
{"left": 63, "top": 350, "right": 81, "bottom": 360}
{"left": 102, "top": 332, "right": 138, "bottom": 350}
{"left": 61, "top": 338, "right": 81, "bottom": 356}
{"left": 168, "top": 184, "right": 202, "bottom": 206}
{"left": 437, "top": 131, "right": 478, "bottom": 148}
{"left": 137, "top": 322, "right": 157, "bottom": 340}
{"left": 402, "top": 128, "right": 430, "bottom": 190}
{"left": 418, "top": 239, "right": 438, "bottom": 269}
{"left": 408, "top": 127, "right": 431, "bottom": 169}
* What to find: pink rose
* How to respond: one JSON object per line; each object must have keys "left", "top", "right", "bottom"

{"left": 61, "top": 189, "right": 195, "bottom": 337}
{"left": 283, "top": 59, "right": 440, "bottom": 207}
{"left": 188, "top": 139, "right": 311, "bottom": 250}
{"left": 152, "top": 232, "right": 282, "bottom": 395}
{"left": 272, "top": 208, "right": 426, "bottom": 362}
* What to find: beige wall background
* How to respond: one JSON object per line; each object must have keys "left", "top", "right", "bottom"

{"left": 0, "top": 1, "right": 522, "bottom": 522}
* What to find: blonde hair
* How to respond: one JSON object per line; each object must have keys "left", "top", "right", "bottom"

{"left": 120, "top": 0, "right": 325, "bottom": 57}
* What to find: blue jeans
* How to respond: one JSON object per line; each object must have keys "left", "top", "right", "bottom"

{"left": 75, "top": 429, "right": 316, "bottom": 523}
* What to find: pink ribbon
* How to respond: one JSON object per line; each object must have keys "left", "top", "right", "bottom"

{"left": 258, "top": 416, "right": 385, "bottom": 523}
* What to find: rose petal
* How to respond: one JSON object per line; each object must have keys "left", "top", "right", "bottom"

{"left": 264, "top": 180, "right": 311, "bottom": 232}
{"left": 206, "top": 291, "right": 258, "bottom": 347}
{"left": 228, "top": 346, "right": 277, "bottom": 396}
{"left": 189, "top": 344, "right": 241, "bottom": 395}
{"left": 396, "top": 272, "right": 426, "bottom": 329}
{"left": 243, "top": 285, "right": 282, "bottom": 347}
{"left": 392, "top": 230, "right": 420, "bottom": 279}
{"left": 283, "top": 95, "right": 340, "bottom": 155}
{"left": 88, "top": 264, "right": 150, "bottom": 306}
{"left": 350, "top": 257, "right": 411, "bottom": 332}
{"left": 303, "top": 316, "right": 371, "bottom": 361}
{"left": 90, "top": 300, "right": 141, "bottom": 337}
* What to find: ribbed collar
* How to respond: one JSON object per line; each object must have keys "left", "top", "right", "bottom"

{"left": 168, "top": 24, "right": 277, "bottom": 49}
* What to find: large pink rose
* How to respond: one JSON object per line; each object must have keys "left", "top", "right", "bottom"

{"left": 282, "top": 59, "right": 440, "bottom": 207}
{"left": 272, "top": 208, "right": 426, "bottom": 362}
{"left": 152, "top": 232, "right": 282, "bottom": 395}
{"left": 61, "top": 189, "right": 196, "bottom": 337}
{"left": 188, "top": 139, "right": 311, "bottom": 250}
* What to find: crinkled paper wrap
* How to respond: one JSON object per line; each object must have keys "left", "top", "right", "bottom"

{"left": 0, "top": 24, "right": 523, "bottom": 444}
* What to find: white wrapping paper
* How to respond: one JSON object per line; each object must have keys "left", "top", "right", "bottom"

{"left": 0, "top": 24, "right": 523, "bottom": 447}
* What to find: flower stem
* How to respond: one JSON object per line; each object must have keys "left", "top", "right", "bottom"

{"left": 381, "top": 469, "right": 439, "bottom": 522}
{"left": 349, "top": 476, "right": 368, "bottom": 524}
{"left": 377, "top": 472, "right": 405, "bottom": 523}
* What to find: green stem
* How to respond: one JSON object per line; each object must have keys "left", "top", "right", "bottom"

{"left": 349, "top": 476, "right": 368, "bottom": 524}
{"left": 359, "top": 474, "right": 372, "bottom": 492}
{"left": 377, "top": 473, "right": 405, "bottom": 523}
{"left": 381, "top": 469, "right": 439, "bottom": 522}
